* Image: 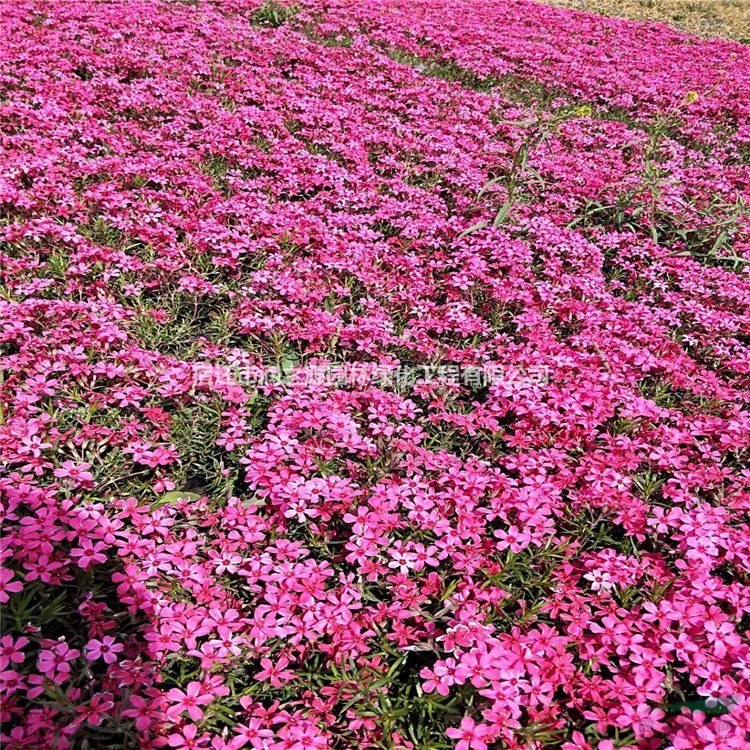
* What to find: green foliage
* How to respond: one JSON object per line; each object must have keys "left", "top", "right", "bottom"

{"left": 463, "top": 106, "right": 589, "bottom": 235}
{"left": 568, "top": 99, "right": 749, "bottom": 269}
{"left": 128, "top": 291, "right": 234, "bottom": 358}
{"left": 383, "top": 48, "right": 499, "bottom": 92}
{"left": 169, "top": 398, "right": 244, "bottom": 499}
{"left": 251, "top": 1, "right": 300, "bottom": 28}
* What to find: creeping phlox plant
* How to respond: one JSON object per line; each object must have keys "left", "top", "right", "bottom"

{"left": 1, "top": 0, "right": 750, "bottom": 748}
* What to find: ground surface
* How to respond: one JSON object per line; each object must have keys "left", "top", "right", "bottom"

{"left": 1, "top": 1, "right": 750, "bottom": 749}
{"left": 541, "top": 0, "right": 749, "bottom": 41}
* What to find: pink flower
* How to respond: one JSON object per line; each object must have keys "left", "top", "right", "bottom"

{"left": 166, "top": 681, "right": 215, "bottom": 721}
{"left": 84, "top": 636, "right": 124, "bottom": 664}
{"left": 254, "top": 655, "right": 295, "bottom": 688}
{"left": 0, "top": 568, "right": 23, "bottom": 603}
{"left": 446, "top": 717, "right": 491, "bottom": 750}
{"left": 53, "top": 461, "right": 94, "bottom": 485}
{"left": 37, "top": 640, "right": 80, "bottom": 684}
{"left": 167, "top": 724, "right": 210, "bottom": 749}
{"left": 0, "top": 635, "right": 29, "bottom": 670}
{"left": 70, "top": 539, "right": 109, "bottom": 569}
{"left": 421, "top": 658, "right": 470, "bottom": 696}
{"left": 121, "top": 695, "right": 162, "bottom": 732}
{"left": 75, "top": 692, "right": 115, "bottom": 726}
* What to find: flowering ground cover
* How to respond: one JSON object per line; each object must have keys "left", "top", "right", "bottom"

{"left": 1, "top": 0, "right": 750, "bottom": 748}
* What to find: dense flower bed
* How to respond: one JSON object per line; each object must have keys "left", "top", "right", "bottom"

{"left": 1, "top": 0, "right": 750, "bottom": 748}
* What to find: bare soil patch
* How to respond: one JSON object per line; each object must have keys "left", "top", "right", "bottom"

{"left": 540, "top": 0, "right": 749, "bottom": 41}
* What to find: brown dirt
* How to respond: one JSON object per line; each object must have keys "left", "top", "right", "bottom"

{"left": 538, "top": 0, "right": 750, "bottom": 42}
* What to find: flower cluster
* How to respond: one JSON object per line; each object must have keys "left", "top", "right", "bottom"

{"left": 1, "top": 0, "right": 750, "bottom": 749}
